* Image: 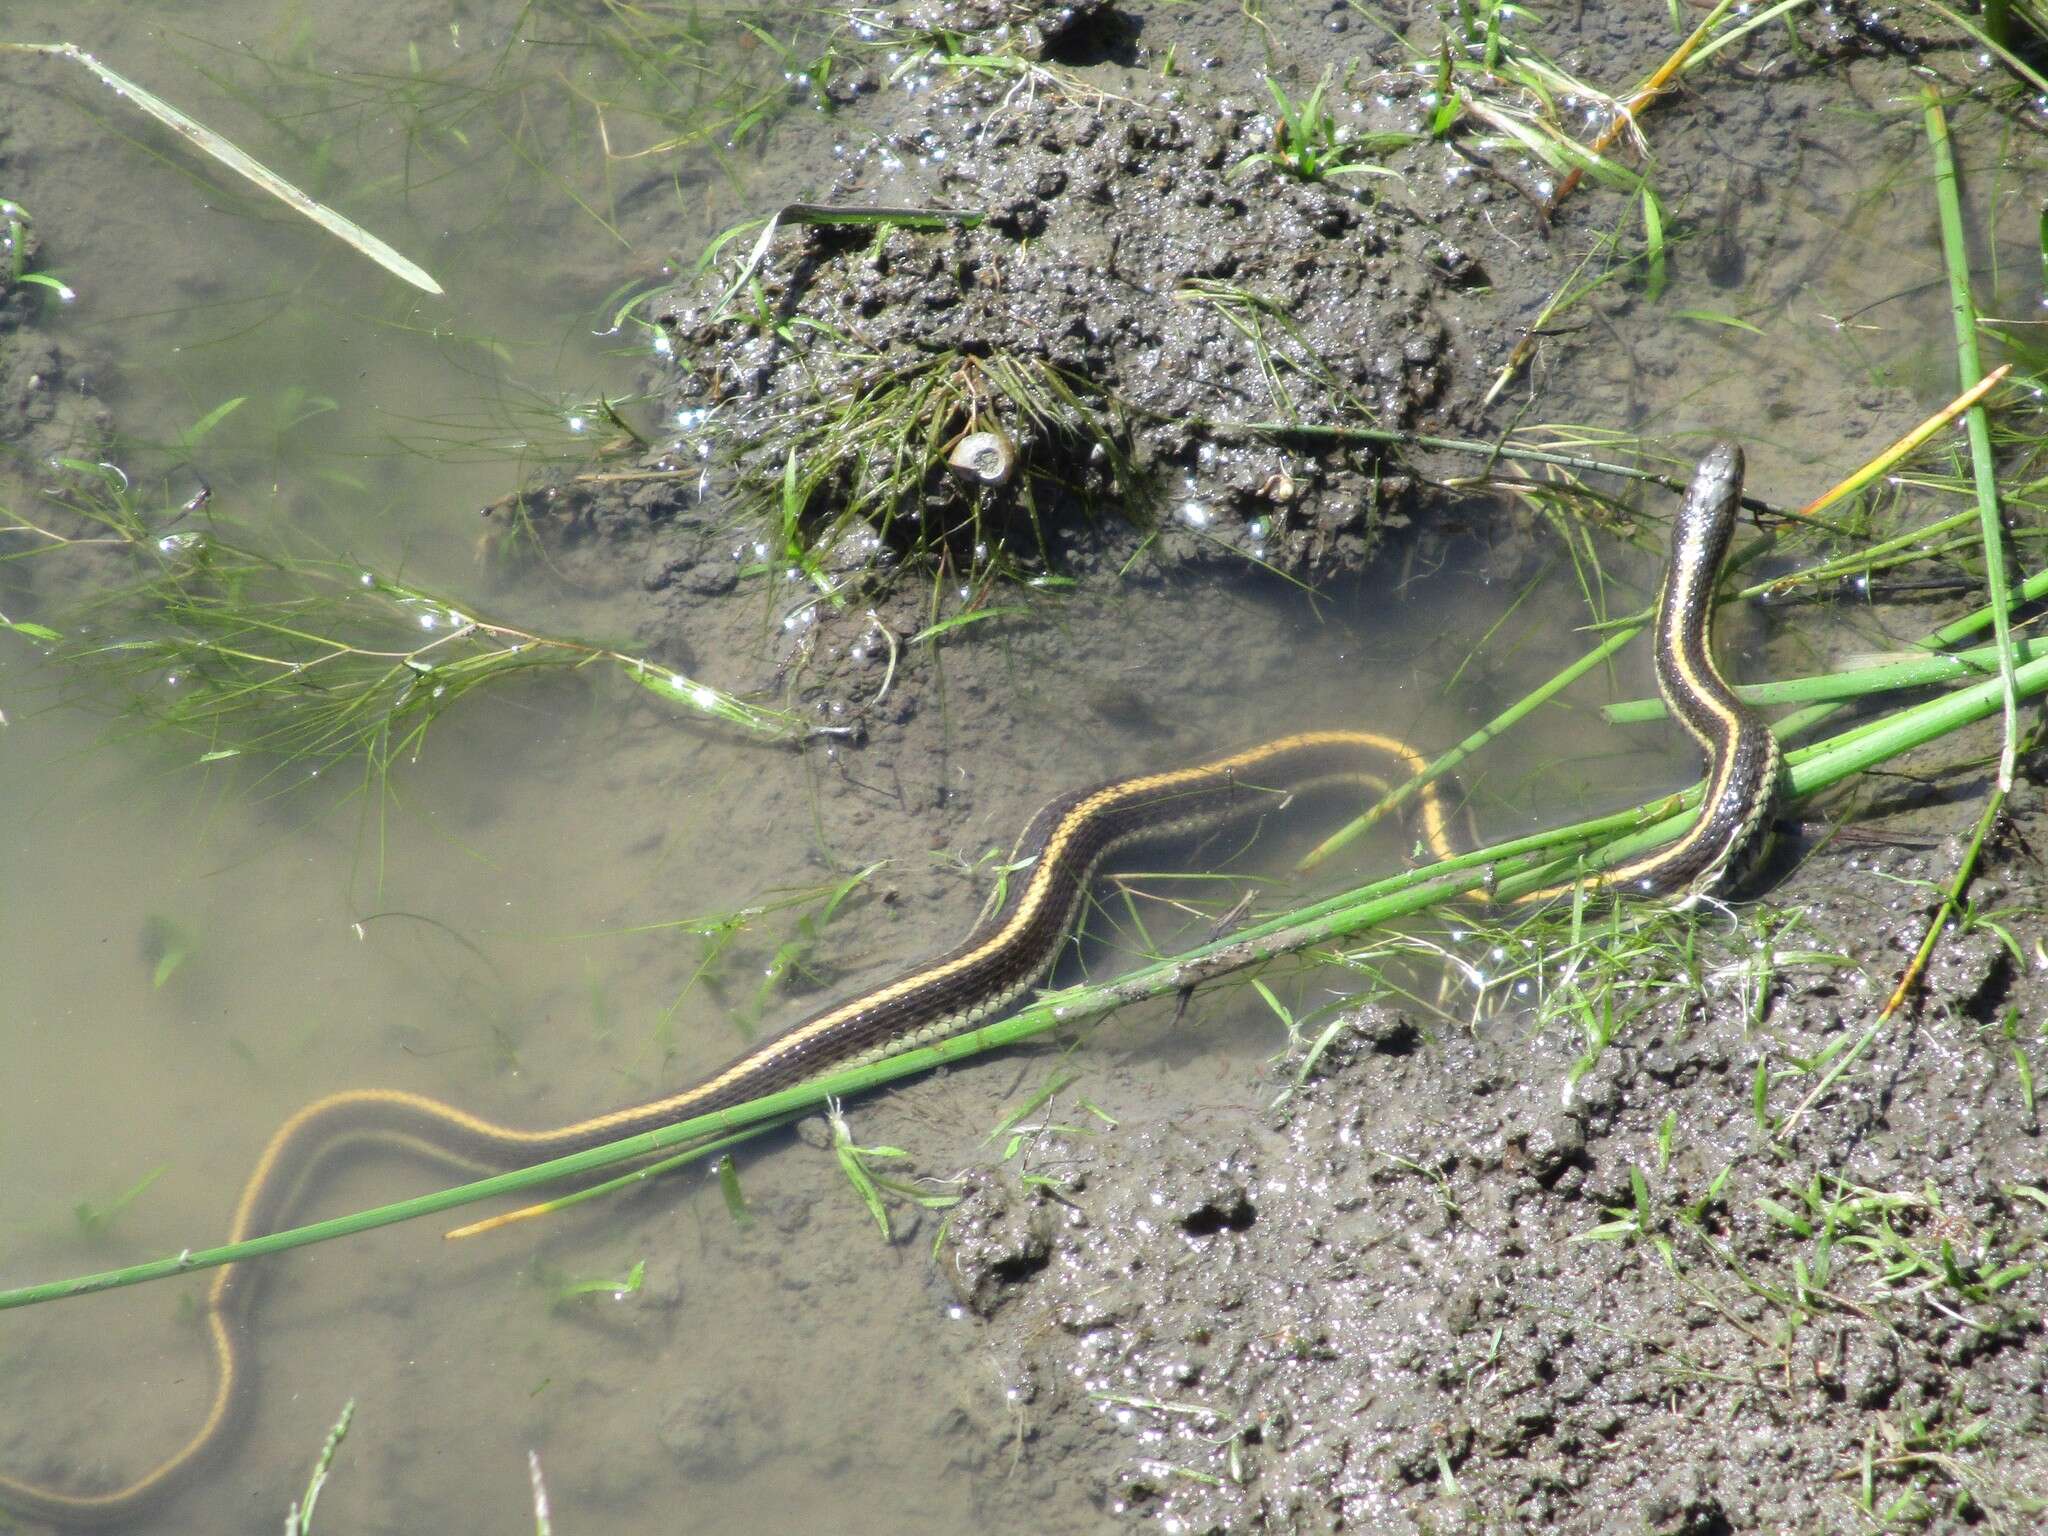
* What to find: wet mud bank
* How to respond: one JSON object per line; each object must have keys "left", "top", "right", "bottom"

{"left": 6, "top": 0, "right": 2047, "bottom": 1531}
{"left": 940, "top": 811, "right": 2048, "bottom": 1531}
{"left": 0, "top": 202, "right": 109, "bottom": 509}
{"left": 612, "top": 4, "right": 2048, "bottom": 1530}
{"left": 531, "top": 4, "right": 2048, "bottom": 1527}
{"left": 650, "top": 2, "right": 1546, "bottom": 578}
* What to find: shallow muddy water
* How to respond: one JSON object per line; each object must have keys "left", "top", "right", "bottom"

{"left": 5, "top": 2, "right": 2046, "bottom": 1533}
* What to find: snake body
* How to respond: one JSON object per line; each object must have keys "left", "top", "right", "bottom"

{"left": 0, "top": 443, "right": 1778, "bottom": 1527}
{"left": 1566, "top": 440, "right": 1780, "bottom": 899}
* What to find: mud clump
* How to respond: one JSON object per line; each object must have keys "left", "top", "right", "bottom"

{"left": 654, "top": 18, "right": 1541, "bottom": 576}
{"left": 941, "top": 838, "right": 2048, "bottom": 1532}
{"left": 0, "top": 201, "right": 115, "bottom": 618}
{"left": 869, "top": 0, "right": 1115, "bottom": 63}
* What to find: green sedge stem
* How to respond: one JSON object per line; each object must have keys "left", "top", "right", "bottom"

{"left": 5, "top": 644, "right": 2047, "bottom": 1314}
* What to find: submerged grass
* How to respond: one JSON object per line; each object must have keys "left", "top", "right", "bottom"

{"left": 154, "top": 1, "right": 838, "bottom": 250}
{"left": 285, "top": 1399, "right": 354, "bottom": 1536}
{"left": 0, "top": 41, "right": 441, "bottom": 293}
{"left": 1, "top": 459, "right": 812, "bottom": 799}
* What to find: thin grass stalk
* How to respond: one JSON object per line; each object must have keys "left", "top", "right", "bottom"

{"left": 8, "top": 648, "right": 2048, "bottom": 1314}
{"left": 1879, "top": 784, "right": 2008, "bottom": 1021}
{"left": 1481, "top": 242, "right": 1609, "bottom": 408}
{"left": 0, "top": 42, "right": 442, "bottom": 294}
{"left": 1294, "top": 622, "right": 1641, "bottom": 873}
{"left": 1543, "top": 0, "right": 1736, "bottom": 212}
{"left": 529, "top": 1449, "right": 553, "bottom": 1536}
{"left": 441, "top": 1109, "right": 809, "bottom": 1239}
{"left": 1185, "top": 418, "right": 1782, "bottom": 511}
{"left": 1760, "top": 508, "right": 1982, "bottom": 596}
{"left": 1682, "top": 0, "right": 1817, "bottom": 69}
{"left": 1923, "top": 90, "right": 2020, "bottom": 792}
{"left": 1773, "top": 564, "right": 2048, "bottom": 743}
{"left": 1915, "top": 0, "right": 2048, "bottom": 93}
{"left": 1604, "top": 635, "right": 2048, "bottom": 721}
{"left": 1793, "top": 364, "right": 2011, "bottom": 520}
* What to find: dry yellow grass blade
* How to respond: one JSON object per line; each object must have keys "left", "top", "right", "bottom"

{"left": 1794, "top": 362, "right": 2013, "bottom": 522}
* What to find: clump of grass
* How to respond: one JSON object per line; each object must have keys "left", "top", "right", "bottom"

{"left": 1234, "top": 69, "right": 1414, "bottom": 183}
{"left": 1, "top": 460, "right": 812, "bottom": 799}
{"left": 718, "top": 343, "right": 1145, "bottom": 585}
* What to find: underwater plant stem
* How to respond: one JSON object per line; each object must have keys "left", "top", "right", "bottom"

{"left": 0, "top": 42, "right": 442, "bottom": 294}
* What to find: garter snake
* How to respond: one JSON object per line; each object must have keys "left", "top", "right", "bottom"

{"left": 0, "top": 442, "right": 1779, "bottom": 1528}
{"left": 1517, "top": 439, "right": 1781, "bottom": 901}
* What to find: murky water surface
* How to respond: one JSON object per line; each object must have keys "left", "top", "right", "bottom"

{"left": 2, "top": 3, "right": 2039, "bottom": 1532}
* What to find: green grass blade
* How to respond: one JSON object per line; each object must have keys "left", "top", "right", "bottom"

{"left": 1923, "top": 89, "right": 2019, "bottom": 790}
{"left": 1673, "top": 309, "right": 1764, "bottom": 334}
{"left": 1603, "top": 635, "right": 2048, "bottom": 721}
{"left": 1296, "top": 621, "right": 1643, "bottom": 872}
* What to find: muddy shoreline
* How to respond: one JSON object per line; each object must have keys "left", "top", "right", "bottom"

{"left": 612, "top": 5, "right": 2048, "bottom": 1529}
{"left": 5, "top": 1, "right": 2047, "bottom": 1532}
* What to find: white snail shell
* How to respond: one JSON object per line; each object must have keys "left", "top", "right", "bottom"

{"left": 946, "top": 429, "right": 1016, "bottom": 487}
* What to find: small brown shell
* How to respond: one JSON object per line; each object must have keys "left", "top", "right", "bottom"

{"left": 946, "top": 429, "right": 1016, "bottom": 487}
